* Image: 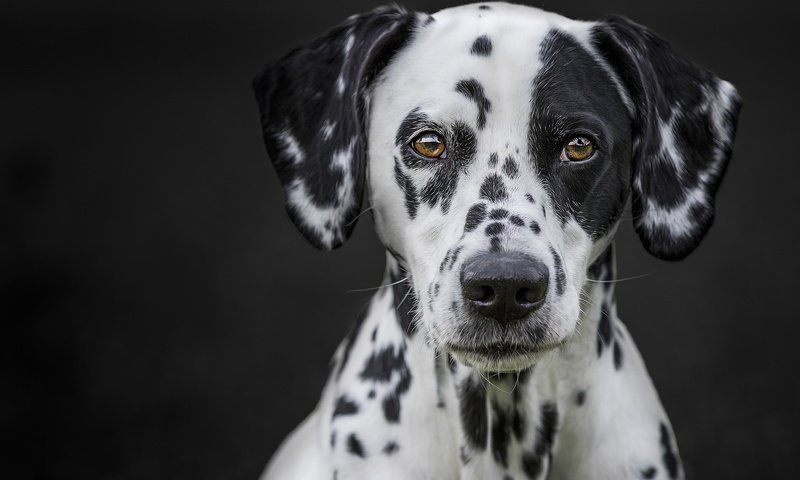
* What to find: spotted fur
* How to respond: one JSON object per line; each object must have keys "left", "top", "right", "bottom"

{"left": 255, "top": 3, "right": 740, "bottom": 479}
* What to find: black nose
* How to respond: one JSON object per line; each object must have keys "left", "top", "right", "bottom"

{"left": 461, "top": 252, "right": 549, "bottom": 324}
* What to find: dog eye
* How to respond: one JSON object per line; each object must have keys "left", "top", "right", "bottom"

{"left": 411, "top": 132, "right": 447, "bottom": 159}
{"left": 561, "top": 136, "right": 595, "bottom": 162}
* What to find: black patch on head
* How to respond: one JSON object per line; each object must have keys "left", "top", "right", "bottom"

{"left": 330, "top": 430, "right": 337, "bottom": 448}
{"left": 613, "top": 340, "right": 624, "bottom": 369}
{"left": 371, "top": 327, "right": 378, "bottom": 342}
{"left": 660, "top": 422, "right": 680, "bottom": 478}
{"left": 346, "top": 433, "right": 366, "bottom": 458}
{"left": 575, "top": 389, "right": 587, "bottom": 406}
{"left": 383, "top": 393, "right": 401, "bottom": 422}
{"left": 485, "top": 222, "right": 505, "bottom": 236}
{"left": 489, "top": 208, "right": 509, "bottom": 220}
{"left": 333, "top": 395, "right": 359, "bottom": 417}
{"left": 529, "top": 29, "right": 632, "bottom": 239}
{"left": 641, "top": 466, "right": 657, "bottom": 479}
{"left": 367, "top": 389, "right": 375, "bottom": 399}
{"left": 489, "top": 152, "right": 499, "bottom": 167}
{"left": 394, "top": 160, "right": 419, "bottom": 219}
{"left": 456, "top": 79, "right": 492, "bottom": 129}
{"left": 254, "top": 7, "right": 417, "bottom": 250}
{"left": 479, "top": 174, "right": 507, "bottom": 202}
{"left": 459, "top": 376, "right": 488, "bottom": 450}
{"left": 549, "top": 246, "right": 566, "bottom": 295}
{"left": 465, "top": 203, "right": 488, "bottom": 232}
{"left": 502, "top": 156, "right": 519, "bottom": 179}
{"left": 529, "top": 221, "right": 541, "bottom": 234}
{"left": 525, "top": 193, "right": 535, "bottom": 204}
{"left": 470, "top": 35, "right": 493, "bottom": 56}
{"left": 509, "top": 215, "right": 525, "bottom": 227}
{"left": 383, "top": 441, "right": 400, "bottom": 455}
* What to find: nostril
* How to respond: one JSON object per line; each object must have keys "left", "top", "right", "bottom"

{"left": 516, "top": 285, "right": 546, "bottom": 305}
{"left": 465, "top": 283, "right": 494, "bottom": 303}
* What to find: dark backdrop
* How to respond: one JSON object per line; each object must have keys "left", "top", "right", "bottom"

{"left": 2, "top": 0, "right": 798, "bottom": 478}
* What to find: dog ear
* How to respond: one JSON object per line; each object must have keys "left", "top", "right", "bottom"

{"left": 591, "top": 16, "right": 742, "bottom": 260}
{"left": 253, "top": 7, "right": 419, "bottom": 249}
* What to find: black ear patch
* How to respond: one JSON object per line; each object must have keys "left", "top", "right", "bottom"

{"left": 592, "top": 16, "right": 742, "bottom": 260}
{"left": 253, "top": 7, "right": 418, "bottom": 249}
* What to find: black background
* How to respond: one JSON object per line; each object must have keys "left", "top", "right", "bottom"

{"left": 2, "top": 0, "right": 798, "bottom": 478}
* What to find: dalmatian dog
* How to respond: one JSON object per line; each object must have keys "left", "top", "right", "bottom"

{"left": 253, "top": 3, "right": 740, "bottom": 479}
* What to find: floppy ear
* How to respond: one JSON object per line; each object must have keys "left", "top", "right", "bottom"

{"left": 253, "top": 7, "right": 419, "bottom": 249}
{"left": 591, "top": 16, "right": 742, "bottom": 260}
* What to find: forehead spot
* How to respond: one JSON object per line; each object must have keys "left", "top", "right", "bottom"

{"left": 489, "top": 152, "right": 499, "bottom": 168}
{"left": 464, "top": 203, "right": 488, "bottom": 232}
{"left": 485, "top": 222, "right": 505, "bottom": 236}
{"left": 470, "top": 35, "right": 493, "bottom": 56}
{"left": 489, "top": 208, "right": 509, "bottom": 219}
{"left": 509, "top": 215, "right": 525, "bottom": 227}
{"left": 479, "top": 174, "right": 508, "bottom": 202}
{"left": 502, "top": 156, "right": 519, "bottom": 179}
{"left": 455, "top": 79, "right": 491, "bottom": 130}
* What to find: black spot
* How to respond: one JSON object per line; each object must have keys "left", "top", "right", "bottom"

{"left": 509, "top": 215, "right": 525, "bottom": 227}
{"left": 479, "top": 174, "right": 507, "bottom": 202}
{"left": 371, "top": 327, "right": 377, "bottom": 342}
{"left": 525, "top": 193, "right": 535, "bottom": 204}
{"left": 597, "top": 301, "right": 612, "bottom": 356}
{"left": 360, "top": 343, "right": 412, "bottom": 423}
{"left": 502, "top": 155, "right": 519, "bottom": 178}
{"left": 529, "top": 221, "right": 541, "bottom": 234}
{"left": 383, "top": 441, "right": 400, "bottom": 455}
{"left": 489, "top": 208, "right": 509, "bottom": 219}
{"left": 522, "top": 402, "right": 559, "bottom": 478}
{"left": 383, "top": 393, "right": 401, "bottom": 422}
{"left": 575, "top": 389, "right": 587, "bottom": 406}
{"left": 333, "top": 395, "right": 360, "bottom": 417}
{"left": 512, "top": 410, "right": 525, "bottom": 441}
{"left": 460, "top": 445, "right": 471, "bottom": 464}
{"left": 641, "top": 466, "right": 657, "bottom": 479}
{"left": 489, "top": 152, "right": 499, "bottom": 167}
{"left": 485, "top": 222, "right": 505, "bottom": 236}
{"left": 422, "top": 15, "right": 435, "bottom": 26}
{"left": 490, "top": 237, "right": 502, "bottom": 252}
{"left": 660, "top": 422, "right": 680, "bottom": 478}
{"left": 455, "top": 79, "right": 492, "bottom": 129}
{"left": 347, "top": 433, "right": 366, "bottom": 458}
{"left": 330, "top": 431, "right": 336, "bottom": 448}
{"left": 459, "top": 376, "right": 488, "bottom": 450}
{"left": 367, "top": 390, "right": 376, "bottom": 399}
{"left": 491, "top": 404, "right": 511, "bottom": 467}
{"left": 478, "top": 4, "right": 491, "bottom": 9}
{"left": 394, "top": 161, "right": 419, "bottom": 219}
{"left": 470, "top": 35, "right": 493, "bottom": 56}
{"left": 549, "top": 246, "right": 566, "bottom": 295}
{"left": 465, "top": 203, "right": 488, "bottom": 232}
{"left": 447, "top": 354, "right": 458, "bottom": 374}
{"left": 613, "top": 340, "right": 624, "bottom": 370}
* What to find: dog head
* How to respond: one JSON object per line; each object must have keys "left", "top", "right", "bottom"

{"left": 254, "top": 2, "right": 741, "bottom": 371}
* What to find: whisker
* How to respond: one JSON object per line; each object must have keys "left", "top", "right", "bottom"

{"left": 346, "top": 276, "right": 409, "bottom": 293}
{"left": 586, "top": 272, "right": 653, "bottom": 284}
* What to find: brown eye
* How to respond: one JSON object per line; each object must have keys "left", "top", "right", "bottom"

{"left": 411, "top": 132, "right": 446, "bottom": 159}
{"left": 561, "top": 136, "right": 595, "bottom": 162}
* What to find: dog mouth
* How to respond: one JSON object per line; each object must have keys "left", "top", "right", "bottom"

{"left": 446, "top": 340, "right": 565, "bottom": 371}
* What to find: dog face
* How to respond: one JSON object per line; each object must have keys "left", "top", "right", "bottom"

{"left": 254, "top": 3, "right": 740, "bottom": 371}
